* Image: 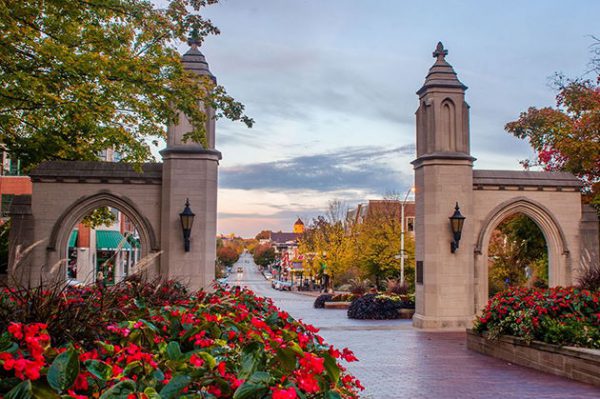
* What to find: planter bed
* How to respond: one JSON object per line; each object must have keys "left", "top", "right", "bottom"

{"left": 467, "top": 329, "right": 600, "bottom": 386}
{"left": 398, "top": 308, "right": 415, "bottom": 319}
{"left": 324, "top": 301, "right": 352, "bottom": 309}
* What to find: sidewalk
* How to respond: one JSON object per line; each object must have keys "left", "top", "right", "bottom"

{"left": 239, "top": 256, "right": 600, "bottom": 398}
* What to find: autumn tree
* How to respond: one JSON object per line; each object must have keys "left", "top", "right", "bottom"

{"left": 253, "top": 244, "right": 275, "bottom": 267}
{"left": 299, "top": 201, "right": 353, "bottom": 285}
{"left": 243, "top": 238, "right": 258, "bottom": 254}
{"left": 0, "top": 0, "right": 252, "bottom": 169}
{"left": 505, "top": 41, "right": 600, "bottom": 210}
{"left": 255, "top": 230, "right": 271, "bottom": 241}
{"left": 216, "top": 246, "right": 239, "bottom": 267}
{"left": 353, "top": 209, "right": 414, "bottom": 289}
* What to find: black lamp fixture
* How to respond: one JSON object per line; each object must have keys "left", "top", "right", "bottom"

{"left": 449, "top": 202, "right": 465, "bottom": 253}
{"left": 179, "top": 198, "right": 195, "bottom": 252}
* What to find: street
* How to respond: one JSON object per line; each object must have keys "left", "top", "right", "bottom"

{"left": 231, "top": 253, "right": 599, "bottom": 399}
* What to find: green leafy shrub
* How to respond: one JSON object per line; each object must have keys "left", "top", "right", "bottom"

{"left": 0, "top": 280, "right": 363, "bottom": 398}
{"left": 347, "top": 293, "right": 413, "bottom": 320}
{"left": 313, "top": 294, "right": 333, "bottom": 308}
{"left": 314, "top": 294, "right": 356, "bottom": 309}
{"left": 474, "top": 287, "right": 600, "bottom": 348}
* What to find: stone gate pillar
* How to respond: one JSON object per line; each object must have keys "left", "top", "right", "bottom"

{"left": 412, "top": 43, "right": 476, "bottom": 329}
{"left": 159, "top": 37, "right": 221, "bottom": 290}
{"left": 7, "top": 195, "right": 34, "bottom": 285}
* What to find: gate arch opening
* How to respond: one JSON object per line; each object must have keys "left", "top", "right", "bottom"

{"left": 475, "top": 197, "right": 571, "bottom": 302}
{"left": 487, "top": 213, "right": 548, "bottom": 296}
{"left": 48, "top": 191, "right": 159, "bottom": 283}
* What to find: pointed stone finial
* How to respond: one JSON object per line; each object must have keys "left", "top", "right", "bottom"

{"left": 187, "top": 27, "right": 202, "bottom": 49}
{"left": 433, "top": 41, "right": 448, "bottom": 61}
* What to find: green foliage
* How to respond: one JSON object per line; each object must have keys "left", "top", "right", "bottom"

{"left": 475, "top": 287, "right": 600, "bottom": 348}
{"left": 488, "top": 214, "right": 548, "bottom": 296}
{"left": 313, "top": 294, "right": 334, "bottom": 309}
{"left": 299, "top": 200, "right": 416, "bottom": 292}
{"left": 0, "top": 0, "right": 253, "bottom": 170}
{"left": 0, "top": 280, "right": 363, "bottom": 397}
{"left": 81, "top": 206, "right": 117, "bottom": 229}
{"left": 539, "top": 317, "right": 600, "bottom": 348}
{"left": 347, "top": 293, "right": 413, "bottom": 320}
{"left": 353, "top": 210, "right": 415, "bottom": 290}
{"left": 47, "top": 348, "right": 79, "bottom": 392}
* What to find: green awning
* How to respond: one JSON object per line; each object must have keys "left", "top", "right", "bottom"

{"left": 68, "top": 230, "right": 78, "bottom": 248}
{"left": 127, "top": 235, "right": 141, "bottom": 248}
{"left": 96, "top": 230, "right": 132, "bottom": 250}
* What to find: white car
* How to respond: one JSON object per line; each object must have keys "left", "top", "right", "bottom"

{"left": 263, "top": 272, "right": 273, "bottom": 280}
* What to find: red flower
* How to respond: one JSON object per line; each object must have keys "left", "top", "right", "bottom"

{"left": 190, "top": 354, "right": 204, "bottom": 368}
{"left": 217, "top": 361, "right": 227, "bottom": 376}
{"left": 272, "top": 386, "right": 298, "bottom": 399}
{"left": 341, "top": 348, "right": 358, "bottom": 362}
{"left": 7, "top": 322, "right": 23, "bottom": 340}
{"left": 295, "top": 372, "right": 320, "bottom": 393}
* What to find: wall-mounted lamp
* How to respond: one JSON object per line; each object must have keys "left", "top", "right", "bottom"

{"left": 179, "top": 198, "right": 195, "bottom": 252}
{"left": 449, "top": 202, "right": 465, "bottom": 253}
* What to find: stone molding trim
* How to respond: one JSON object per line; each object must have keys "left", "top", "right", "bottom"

{"left": 159, "top": 145, "right": 222, "bottom": 160}
{"left": 47, "top": 190, "right": 160, "bottom": 254}
{"left": 467, "top": 330, "right": 600, "bottom": 386}
{"left": 411, "top": 151, "right": 476, "bottom": 168}
{"left": 473, "top": 169, "right": 582, "bottom": 190}
{"left": 474, "top": 196, "right": 569, "bottom": 256}
{"left": 29, "top": 161, "right": 162, "bottom": 185}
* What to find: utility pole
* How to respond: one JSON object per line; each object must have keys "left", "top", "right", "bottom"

{"left": 400, "top": 186, "right": 414, "bottom": 285}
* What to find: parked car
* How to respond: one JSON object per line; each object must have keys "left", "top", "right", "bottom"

{"left": 263, "top": 272, "right": 273, "bottom": 280}
{"left": 272, "top": 280, "right": 292, "bottom": 291}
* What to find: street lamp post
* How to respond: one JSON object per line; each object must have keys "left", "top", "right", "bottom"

{"left": 400, "top": 186, "right": 414, "bottom": 285}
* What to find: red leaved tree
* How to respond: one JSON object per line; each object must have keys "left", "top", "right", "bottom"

{"left": 505, "top": 41, "right": 600, "bottom": 211}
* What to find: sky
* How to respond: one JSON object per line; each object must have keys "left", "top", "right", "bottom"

{"left": 170, "top": 0, "right": 599, "bottom": 238}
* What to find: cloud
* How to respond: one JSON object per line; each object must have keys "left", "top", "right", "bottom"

{"left": 220, "top": 144, "right": 414, "bottom": 192}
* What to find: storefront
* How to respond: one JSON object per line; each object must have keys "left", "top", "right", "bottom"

{"left": 96, "top": 230, "right": 132, "bottom": 285}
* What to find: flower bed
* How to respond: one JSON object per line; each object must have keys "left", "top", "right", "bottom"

{"left": 314, "top": 294, "right": 356, "bottom": 309}
{"left": 347, "top": 294, "right": 414, "bottom": 320}
{"left": 0, "top": 279, "right": 363, "bottom": 398}
{"left": 473, "top": 287, "right": 600, "bottom": 348}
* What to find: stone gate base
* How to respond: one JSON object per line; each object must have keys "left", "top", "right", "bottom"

{"left": 466, "top": 329, "right": 600, "bottom": 386}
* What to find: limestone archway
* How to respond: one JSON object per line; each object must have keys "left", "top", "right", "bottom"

{"left": 473, "top": 197, "right": 570, "bottom": 312}
{"left": 48, "top": 191, "right": 160, "bottom": 280}
{"left": 411, "top": 43, "right": 599, "bottom": 330}
{"left": 7, "top": 42, "right": 222, "bottom": 290}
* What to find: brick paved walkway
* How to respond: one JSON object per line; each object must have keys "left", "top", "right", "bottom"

{"left": 234, "top": 254, "right": 599, "bottom": 398}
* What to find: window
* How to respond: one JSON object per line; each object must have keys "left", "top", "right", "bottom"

{"left": 407, "top": 217, "right": 415, "bottom": 232}
{"left": 1, "top": 194, "right": 14, "bottom": 216}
